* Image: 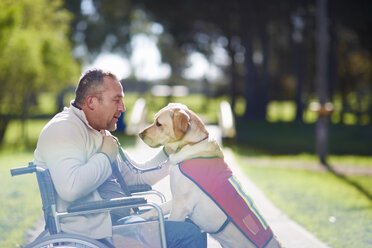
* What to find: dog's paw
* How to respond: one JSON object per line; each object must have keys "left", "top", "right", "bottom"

{"left": 169, "top": 151, "right": 189, "bottom": 164}
{"left": 168, "top": 154, "right": 177, "bottom": 164}
{"left": 138, "top": 209, "right": 159, "bottom": 220}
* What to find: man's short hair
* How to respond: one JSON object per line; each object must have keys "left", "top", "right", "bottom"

{"left": 74, "top": 68, "right": 118, "bottom": 106}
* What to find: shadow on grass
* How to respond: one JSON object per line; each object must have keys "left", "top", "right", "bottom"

{"left": 323, "top": 163, "right": 372, "bottom": 201}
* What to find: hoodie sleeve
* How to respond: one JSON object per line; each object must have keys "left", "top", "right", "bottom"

{"left": 36, "top": 121, "right": 112, "bottom": 202}
{"left": 118, "top": 148, "right": 170, "bottom": 186}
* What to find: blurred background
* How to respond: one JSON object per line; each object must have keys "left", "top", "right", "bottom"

{"left": 1, "top": 0, "right": 371, "bottom": 155}
{"left": 0, "top": 0, "right": 371, "bottom": 247}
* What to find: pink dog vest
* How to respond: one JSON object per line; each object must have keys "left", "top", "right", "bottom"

{"left": 179, "top": 157, "right": 273, "bottom": 248}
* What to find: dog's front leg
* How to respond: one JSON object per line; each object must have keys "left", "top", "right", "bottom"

{"left": 167, "top": 166, "right": 194, "bottom": 221}
{"left": 168, "top": 196, "right": 192, "bottom": 221}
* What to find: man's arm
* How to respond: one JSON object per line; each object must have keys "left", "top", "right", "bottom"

{"left": 119, "top": 148, "right": 170, "bottom": 186}
{"left": 37, "top": 122, "right": 112, "bottom": 202}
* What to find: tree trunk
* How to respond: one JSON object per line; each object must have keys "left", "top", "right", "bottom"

{"left": 328, "top": 15, "right": 337, "bottom": 105}
{"left": 0, "top": 116, "right": 10, "bottom": 145}
{"left": 259, "top": 21, "right": 270, "bottom": 120}
{"left": 294, "top": 40, "right": 304, "bottom": 122}
{"left": 315, "top": 0, "right": 330, "bottom": 165}
{"left": 242, "top": 27, "right": 259, "bottom": 120}
{"left": 227, "top": 36, "right": 238, "bottom": 112}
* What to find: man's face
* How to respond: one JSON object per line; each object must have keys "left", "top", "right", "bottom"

{"left": 93, "top": 76, "right": 125, "bottom": 131}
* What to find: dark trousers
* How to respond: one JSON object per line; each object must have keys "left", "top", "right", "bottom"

{"left": 98, "top": 220, "right": 207, "bottom": 248}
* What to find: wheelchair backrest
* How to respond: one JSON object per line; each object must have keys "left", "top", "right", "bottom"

{"left": 35, "top": 167, "right": 58, "bottom": 235}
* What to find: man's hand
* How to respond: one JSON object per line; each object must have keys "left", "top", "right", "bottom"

{"left": 100, "top": 131, "right": 119, "bottom": 163}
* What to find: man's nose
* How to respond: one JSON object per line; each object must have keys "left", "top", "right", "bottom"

{"left": 119, "top": 101, "right": 126, "bottom": 112}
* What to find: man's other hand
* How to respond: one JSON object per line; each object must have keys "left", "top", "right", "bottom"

{"left": 100, "top": 131, "right": 119, "bottom": 163}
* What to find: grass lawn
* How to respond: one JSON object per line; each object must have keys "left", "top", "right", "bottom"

{"left": 0, "top": 151, "right": 40, "bottom": 248}
{"left": 233, "top": 150, "right": 372, "bottom": 248}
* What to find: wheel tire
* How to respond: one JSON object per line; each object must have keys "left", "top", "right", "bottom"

{"left": 24, "top": 233, "right": 111, "bottom": 248}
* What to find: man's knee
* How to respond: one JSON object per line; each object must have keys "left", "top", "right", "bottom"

{"left": 165, "top": 221, "right": 207, "bottom": 248}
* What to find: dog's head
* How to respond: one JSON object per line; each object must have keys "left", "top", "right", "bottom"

{"left": 139, "top": 103, "right": 209, "bottom": 151}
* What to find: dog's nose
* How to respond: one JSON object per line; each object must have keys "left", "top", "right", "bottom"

{"left": 138, "top": 131, "right": 144, "bottom": 139}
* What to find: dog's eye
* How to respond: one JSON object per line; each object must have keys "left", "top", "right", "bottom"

{"left": 156, "top": 121, "right": 162, "bottom": 127}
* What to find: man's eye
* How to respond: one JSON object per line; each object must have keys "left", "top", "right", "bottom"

{"left": 156, "top": 121, "right": 162, "bottom": 127}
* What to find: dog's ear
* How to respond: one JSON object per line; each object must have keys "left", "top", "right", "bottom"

{"left": 173, "top": 109, "right": 190, "bottom": 140}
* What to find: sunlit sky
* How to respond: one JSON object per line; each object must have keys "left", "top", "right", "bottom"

{"left": 81, "top": 0, "right": 224, "bottom": 82}
{"left": 83, "top": 53, "right": 130, "bottom": 80}
{"left": 83, "top": 34, "right": 215, "bottom": 81}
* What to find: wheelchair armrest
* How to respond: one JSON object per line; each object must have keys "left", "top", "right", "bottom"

{"left": 67, "top": 197, "right": 147, "bottom": 213}
{"left": 128, "top": 184, "right": 152, "bottom": 193}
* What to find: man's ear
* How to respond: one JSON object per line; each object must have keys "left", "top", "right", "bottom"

{"left": 173, "top": 109, "right": 190, "bottom": 140}
{"left": 85, "top": 95, "right": 98, "bottom": 110}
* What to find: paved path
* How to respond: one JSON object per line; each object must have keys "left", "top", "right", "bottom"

{"left": 129, "top": 125, "right": 331, "bottom": 248}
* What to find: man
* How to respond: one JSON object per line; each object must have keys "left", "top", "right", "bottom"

{"left": 33, "top": 68, "right": 206, "bottom": 247}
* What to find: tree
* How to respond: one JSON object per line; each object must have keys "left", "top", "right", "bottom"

{"left": 0, "top": 0, "right": 79, "bottom": 144}
{"left": 64, "top": 0, "right": 372, "bottom": 127}
{"left": 315, "top": 0, "right": 330, "bottom": 164}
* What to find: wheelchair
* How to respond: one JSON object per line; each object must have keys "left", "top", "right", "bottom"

{"left": 10, "top": 162, "right": 167, "bottom": 248}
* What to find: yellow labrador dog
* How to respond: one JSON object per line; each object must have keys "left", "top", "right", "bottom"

{"left": 139, "top": 103, "right": 282, "bottom": 248}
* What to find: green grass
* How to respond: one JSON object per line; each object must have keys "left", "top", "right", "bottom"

{"left": 233, "top": 151, "right": 372, "bottom": 248}
{"left": 0, "top": 151, "right": 40, "bottom": 248}
{"left": 2, "top": 119, "right": 49, "bottom": 151}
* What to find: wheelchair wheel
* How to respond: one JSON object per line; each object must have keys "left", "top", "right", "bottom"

{"left": 24, "top": 233, "right": 111, "bottom": 248}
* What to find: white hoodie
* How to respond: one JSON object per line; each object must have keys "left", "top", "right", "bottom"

{"left": 33, "top": 103, "right": 169, "bottom": 239}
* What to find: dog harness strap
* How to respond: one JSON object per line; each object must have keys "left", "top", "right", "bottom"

{"left": 210, "top": 217, "right": 230, "bottom": 234}
{"left": 110, "top": 161, "right": 132, "bottom": 196}
{"left": 179, "top": 158, "right": 274, "bottom": 248}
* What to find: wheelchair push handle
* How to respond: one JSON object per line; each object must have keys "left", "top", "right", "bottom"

{"left": 10, "top": 162, "right": 38, "bottom": 176}
{"left": 10, "top": 166, "right": 36, "bottom": 176}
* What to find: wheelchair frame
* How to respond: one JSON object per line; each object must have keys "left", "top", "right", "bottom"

{"left": 11, "top": 162, "right": 167, "bottom": 248}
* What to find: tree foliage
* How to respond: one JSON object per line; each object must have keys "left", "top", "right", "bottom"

{"left": 0, "top": 0, "right": 79, "bottom": 143}
{"left": 65, "top": 0, "right": 372, "bottom": 124}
